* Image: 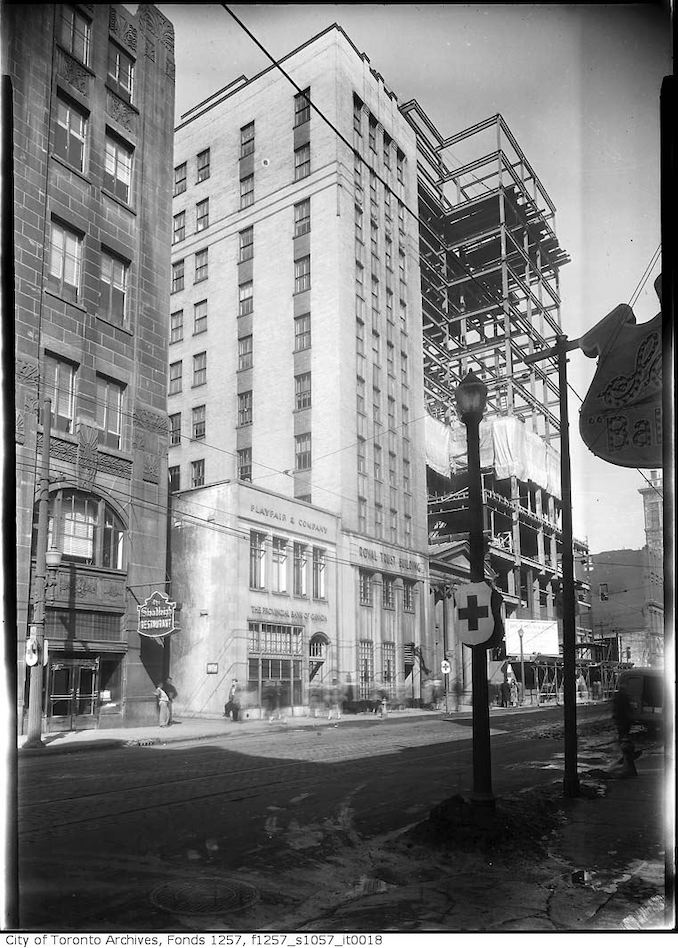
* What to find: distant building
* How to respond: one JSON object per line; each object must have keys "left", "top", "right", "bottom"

{"left": 167, "top": 25, "right": 430, "bottom": 716}
{"left": 7, "top": 3, "right": 176, "bottom": 730}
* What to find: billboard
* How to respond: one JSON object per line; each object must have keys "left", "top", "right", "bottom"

{"left": 505, "top": 618, "right": 560, "bottom": 658}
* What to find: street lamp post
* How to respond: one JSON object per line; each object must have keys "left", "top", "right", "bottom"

{"left": 24, "top": 397, "right": 52, "bottom": 749}
{"left": 455, "top": 370, "right": 494, "bottom": 809}
{"left": 518, "top": 627, "right": 526, "bottom": 705}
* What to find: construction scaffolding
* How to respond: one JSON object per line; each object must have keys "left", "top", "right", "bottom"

{"left": 401, "top": 104, "right": 588, "bottom": 625}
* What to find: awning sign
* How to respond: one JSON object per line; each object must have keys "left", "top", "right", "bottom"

{"left": 137, "top": 590, "right": 176, "bottom": 639}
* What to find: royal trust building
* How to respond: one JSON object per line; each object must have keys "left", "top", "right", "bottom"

{"left": 7, "top": 3, "right": 176, "bottom": 730}
{"left": 167, "top": 25, "right": 431, "bottom": 717}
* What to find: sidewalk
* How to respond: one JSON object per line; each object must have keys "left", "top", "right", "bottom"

{"left": 16, "top": 706, "right": 446, "bottom": 755}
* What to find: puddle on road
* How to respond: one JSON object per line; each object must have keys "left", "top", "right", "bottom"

{"left": 571, "top": 867, "right": 633, "bottom": 894}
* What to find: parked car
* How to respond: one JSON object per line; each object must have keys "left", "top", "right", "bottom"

{"left": 617, "top": 666, "right": 664, "bottom": 729}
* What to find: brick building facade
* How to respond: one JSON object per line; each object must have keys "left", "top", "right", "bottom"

{"left": 6, "top": 2, "right": 176, "bottom": 729}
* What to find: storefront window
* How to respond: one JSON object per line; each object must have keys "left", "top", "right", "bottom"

{"left": 34, "top": 489, "right": 125, "bottom": 570}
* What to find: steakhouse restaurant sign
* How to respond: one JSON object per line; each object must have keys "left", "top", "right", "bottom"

{"left": 137, "top": 591, "right": 176, "bottom": 639}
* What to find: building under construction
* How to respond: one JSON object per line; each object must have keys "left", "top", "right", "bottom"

{"left": 401, "top": 105, "right": 590, "bottom": 641}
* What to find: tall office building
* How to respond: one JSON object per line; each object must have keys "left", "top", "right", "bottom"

{"left": 168, "top": 26, "right": 430, "bottom": 716}
{"left": 7, "top": 3, "right": 176, "bottom": 730}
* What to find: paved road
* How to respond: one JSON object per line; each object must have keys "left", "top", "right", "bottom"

{"left": 15, "top": 706, "right": 611, "bottom": 931}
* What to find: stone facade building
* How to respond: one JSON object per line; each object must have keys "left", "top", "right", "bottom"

{"left": 167, "top": 25, "right": 431, "bottom": 716}
{"left": 7, "top": 2, "right": 176, "bottom": 729}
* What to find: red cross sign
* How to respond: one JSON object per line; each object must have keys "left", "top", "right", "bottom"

{"left": 457, "top": 582, "right": 497, "bottom": 646}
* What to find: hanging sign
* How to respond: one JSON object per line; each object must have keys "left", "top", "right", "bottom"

{"left": 456, "top": 581, "right": 504, "bottom": 647}
{"left": 578, "top": 276, "right": 662, "bottom": 468}
{"left": 137, "top": 591, "right": 176, "bottom": 639}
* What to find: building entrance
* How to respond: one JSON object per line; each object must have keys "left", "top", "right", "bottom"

{"left": 46, "top": 658, "right": 99, "bottom": 731}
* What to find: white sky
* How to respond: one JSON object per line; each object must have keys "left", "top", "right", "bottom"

{"left": 152, "top": 2, "right": 671, "bottom": 553}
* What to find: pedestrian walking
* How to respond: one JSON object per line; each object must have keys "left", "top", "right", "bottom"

{"left": 612, "top": 682, "right": 641, "bottom": 776}
{"left": 509, "top": 678, "right": 518, "bottom": 707}
{"left": 223, "top": 679, "right": 241, "bottom": 722}
{"left": 154, "top": 682, "right": 171, "bottom": 727}
{"left": 327, "top": 679, "right": 342, "bottom": 722}
{"left": 162, "top": 677, "right": 177, "bottom": 724}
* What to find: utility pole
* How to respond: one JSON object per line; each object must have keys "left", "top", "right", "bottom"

{"left": 524, "top": 335, "right": 580, "bottom": 797}
{"left": 24, "top": 397, "right": 52, "bottom": 749}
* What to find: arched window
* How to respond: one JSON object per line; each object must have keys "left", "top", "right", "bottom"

{"left": 33, "top": 489, "right": 126, "bottom": 570}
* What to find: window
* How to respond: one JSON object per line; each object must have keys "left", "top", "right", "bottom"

{"left": 294, "top": 199, "right": 310, "bottom": 237}
{"left": 371, "top": 276, "right": 380, "bottom": 318}
{"left": 359, "top": 569, "right": 372, "bottom": 606}
{"left": 240, "top": 174, "right": 254, "bottom": 209}
{"left": 42, "top": 490, "right": 124, "bottom": 569}
{"left": 239, "top": 280, "right": 253, "bottom": 316}
{"left": 196, "top": 199, "right": 209, "bottom": 232}
{"left": 250, "top": 532, "right": 266, "bottom": 589}
{"left": 96, "top": 375, "right": 124, "bottom": 450}
{"left": 294, "top": 87, "right": 311, "bottom": 127}
{"left": 104, "top": 134, "right": 133, "bottom": 203}
{"left": 108, "top": 43, "right": 134, "bottom": 103}
{"left": 174, "top": 162, "right": 187, "bottom": 196}
{"left": 385, "top": 235, "right": 393, "bottom": 270}
{"left": 197, "top": 148, "right": 210, "bottom": 182}
{"left": 294, "top": 255, "right": 311, "bottom": 293}
{"left": 353, "top": 96, "right": 363, "bottom": 137}
{"left": 169, "top": 413, "right": 181, "bottom": 446}
{"left": 357, "top": 438, "right": 367, "bottom": 475}
{"left": 368, "top": 116, "right": 377, "bottom": 153}
{"left": 403, "top": 458, "right": 411, "bottom": 493}
{"left": 401, "top": 351, "right": 409, "bottom": 386}
{"left": 239, "top": 226, "right": 254, "bottom": 262}
{"left": 100, "top": 252, "right": 128, "bottom": 325}
{"left": 170, "top": 309, "right": 184, "bottom": 343}
{"left": 399, "top": 248, "right": 407, "bottom": 283}
{"left": 193, "top": 299, "right": 207, "bottom": 335}
{"left": 44, "top": 354, "right": 76, "bottom": 433}
{"left": 294, "top": 313, "right": 311, "bottom": 351}
{"left": 192, "top": 404, "right": 205, "bottom": 441}
{"left": 237, "top": 447, "right": 252, "bottom": 482}
{"left": 389, "top": 508, "right": 398, "bottom": 543}
{"left": 169, "top": 361, "right": 182, "bottom": 395}
{"left": 312, "top": 548, "right": 326, "bottom": 599}
{"left": 293, "top": 543, "right": 307, "bottom": 596}
{"left": 238, "top": 391, "right": 252, "bottom": 427}
{"left": 398, "top": 201, "right": 406, "bottom": 233}
{"left": 396, "top": 149, "right": 404, "bottom": 184}
{"left": 193, "top": 351, "right": 206, "bottom": 387}
{"left": 374, "top": 442, "right": 382, "bottom": 481}
{"left": 295, "top": 432, "right": 311, "bottom": 471}
{"left": 375, "top": 504, "right": 383, "bottom": 538}
{"left": 295, "top": 372, "right": 311, "bottom": 410}
{"left": 383, "top": 131, "right": 391, "bottom": 169}
{"left": 171, "top": 260, "right": 184, "bottom": 293}
{"left": 370, "top": 220, "right": 379, "bottom": 257}
{"left": 173, "top": 211, "right": 186, "bottom": 244}
{"left": 60, "top": 6, "right": 91, "bottom": 65}
{"left": 240, "top": 122, "right": 255, "bottom": 157}
{"left": 355, "top": 203, "right": 364, "bottom": 243}
{"left": 195, "top": 248, "right": 208, "bottom": 283}
{"left": 55, "top": 96, "right": 87, "bottom": 172}
{"left": 370, "top": 171, "right": 377, "bottom": 204}
{"left": 294, "top": 143, "right": 311, "bottom": 181}
{"left": 48, "top": 220, "right": 82, "bottom": 302}
{"left": 382, "top": 575, "right": 395, "bottom": 609}
{"left": 358, "top": 497, "right": 367, "bottom": 533}
{"left": 358, "top": 639, "right": 374, "bottom": 700}
{"left": 386, "top": 288, "right": 394, "bottom": 322}
{"left": 191, "top": 459, "right": 205, "bottom": 488}
{"left": 382, "top": 641, "right": 395, "bottom": 694}
{"left": 238, "top": 335, "right": 253, "bottom": 370}
{"left": 273, "top": 537, "right": 288, "bottom": 593}
{"left": 169, "top": 466, "right": 180, "bottom": 492}
{"left": 403, "top": 581, "right": 415, "bottom": 612}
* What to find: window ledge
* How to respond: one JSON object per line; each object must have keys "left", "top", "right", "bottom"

{"left": 101, "top": 187, "right": 137, "bottom": 215}
{"left": 95, "top": 313, "right": 133, "bottom": 336}
{"left": 51, "top": 153, "right": 92, "bottom": 184}
{"left": 44, "top": 288, "right": 87, "bottom": 312}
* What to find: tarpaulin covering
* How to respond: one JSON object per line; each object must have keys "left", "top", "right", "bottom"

{"left": 425, "top": 412, "right": 561, "bottom": 500}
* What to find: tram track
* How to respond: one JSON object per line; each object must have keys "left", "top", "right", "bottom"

{"left": 18, "top": 728, "right": 551, "bottom": 837}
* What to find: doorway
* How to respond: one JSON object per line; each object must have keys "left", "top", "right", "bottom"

{"left": 46, "top": 658, "right": 99, "bottom": 731}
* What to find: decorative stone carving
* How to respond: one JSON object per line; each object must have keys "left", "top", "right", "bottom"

{"left": 98, "top": 453, "right": 133, "bottom": 479}
{"left": 16, "top": 409, "right": 24, "bottom": 445}
{"left": 110, "top": 7, "right": 138, "bottom": 52}
{"left": 132, "top": 429, "right": 146, "bottom": 450}
{"left": 76, "top": 423, "right": 99, "bottom": 489}
{"left": 45, "top": 436, "right": 78, "bottom": 465}
{"left": 106, "top": 90, "right": 137, "bottom": 134}
{"left": 134, "top": 407, "right": 168, "bottom": 433}
{"left": 138, "top": 5, "right": 175, "bottom": 54}
{"left": 143, "top": 453, "right": 160, "bottom": 484}
{"left": 166, "top": 59, "right": 176, "bottom": 81}
{"left": 57, "top": 49, "right": 90, "bottom": 96}
{"left": 24, "top": 392, "right": 39, "bottom": 416}
{"left": 16, "top": 359, "right": 40, "bottom": 386}
{"left": 145, "top": 38, "right": 156, "bottom": 62}
{"left": 100, "top": 580, "right": 125, "bottom": 603}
